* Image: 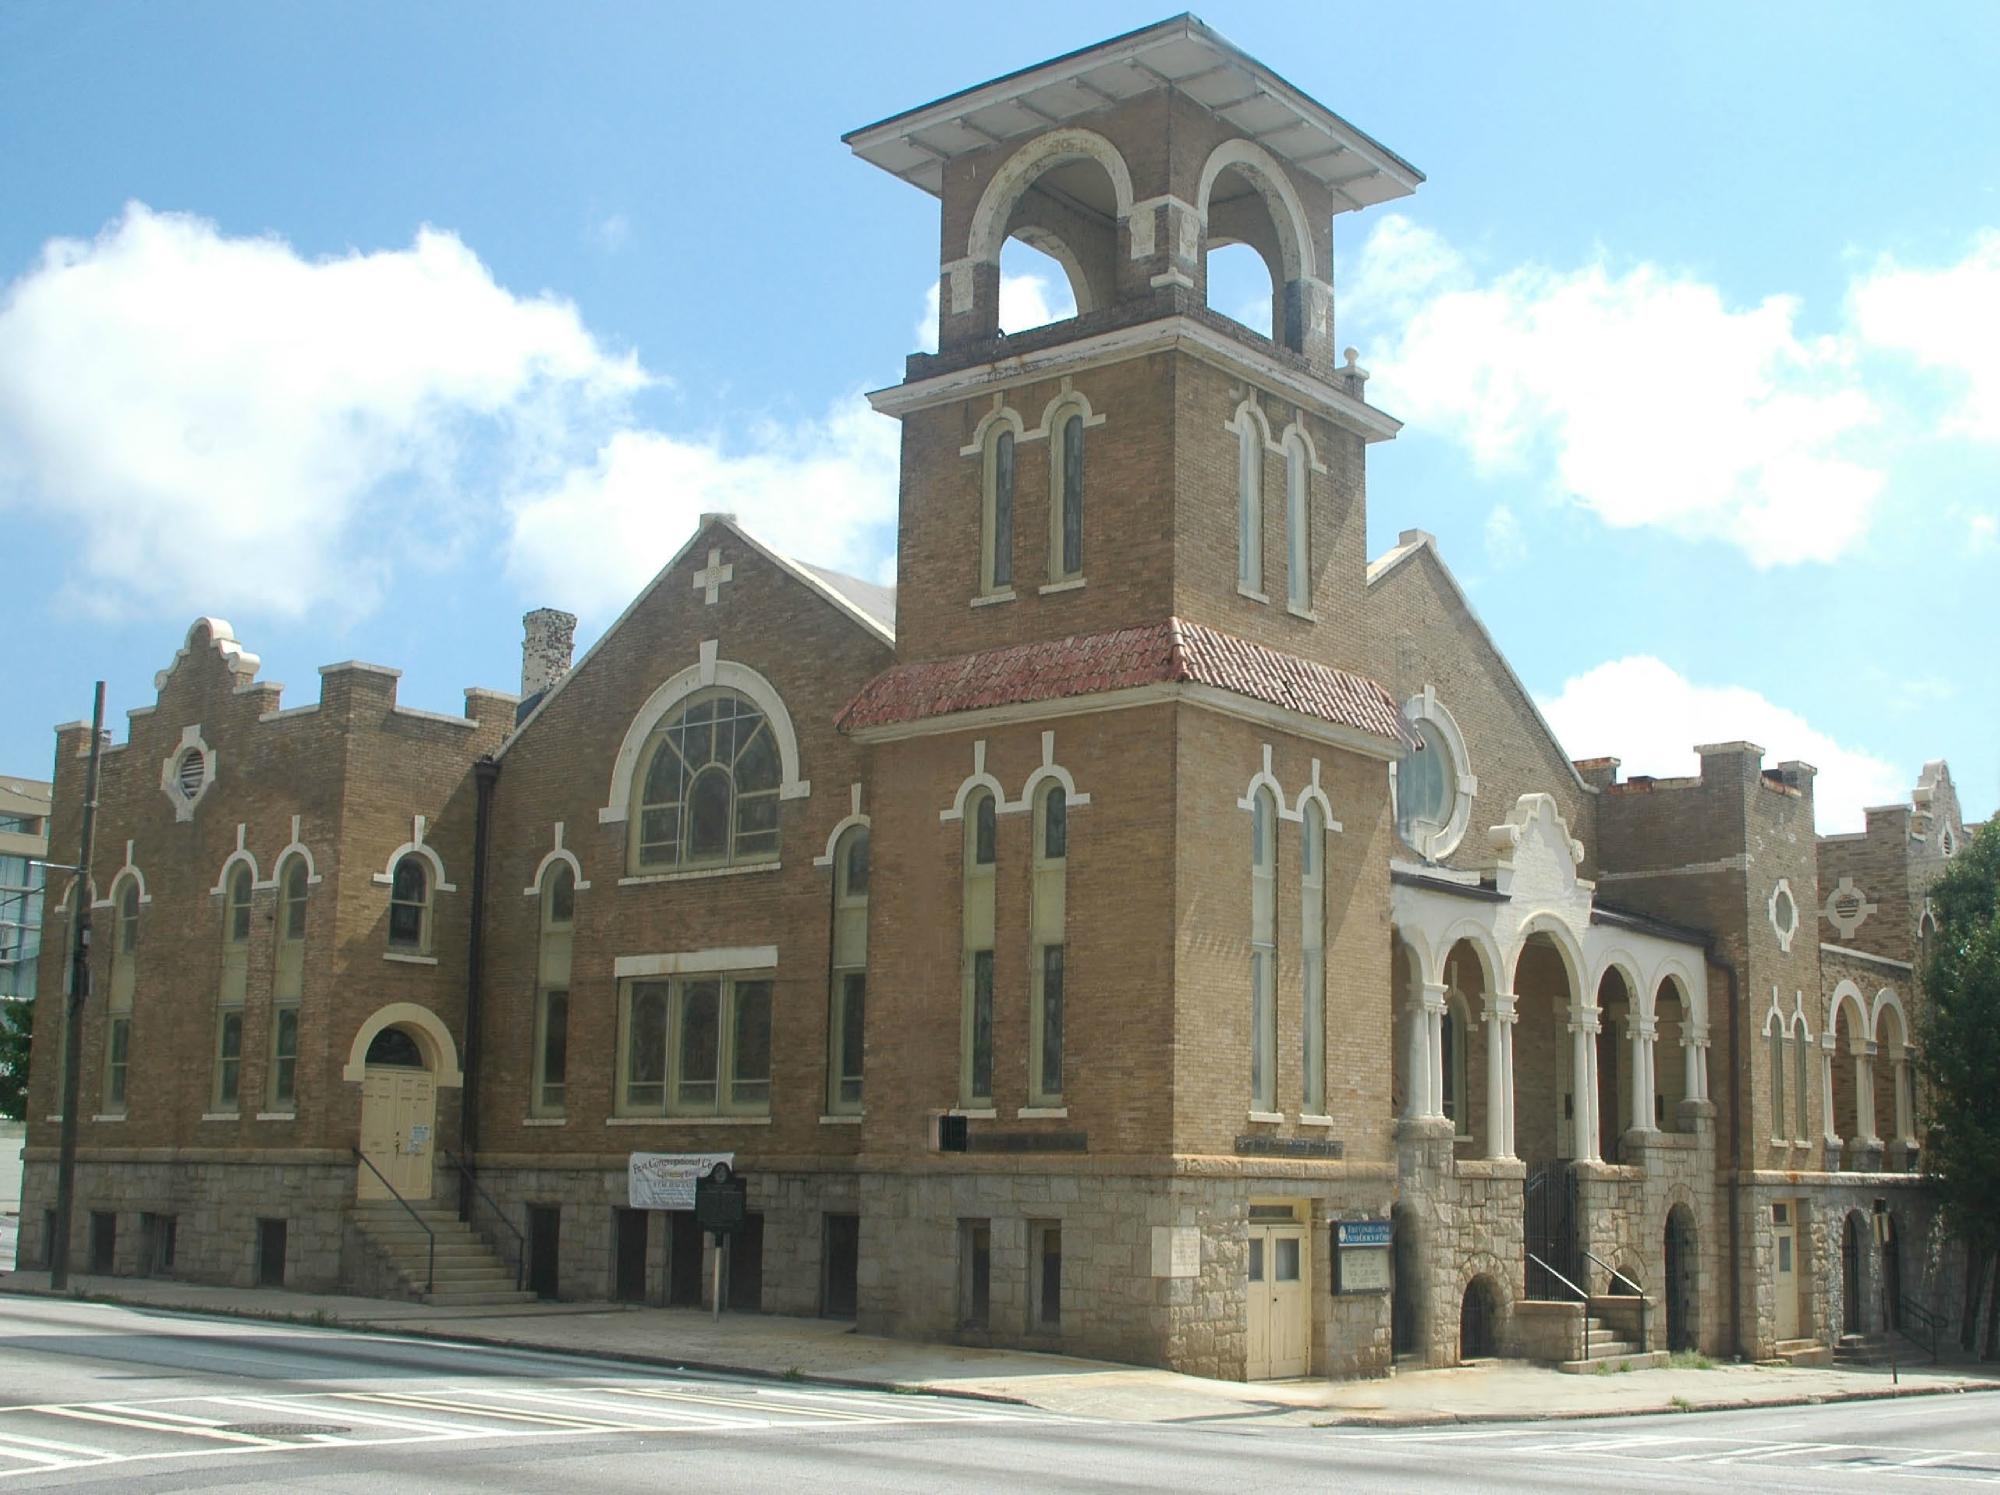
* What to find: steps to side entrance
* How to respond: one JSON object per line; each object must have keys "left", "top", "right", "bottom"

{"left": 1771, "top": 1337, "right": 1833, "bottom": 1368}
{"left": 1834, "top": 1332, "right": 1896, "bottom": 1366}
{"left": 351, "top": 1201, "right": 536, "bottom": 1308}
{"left": 1557, "top": 1314, "right": 1667, "bottom": 1373}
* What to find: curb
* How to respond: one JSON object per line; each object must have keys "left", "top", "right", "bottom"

{"left": 1317, "top": 1378, "right": 2000, "bottom": 1428}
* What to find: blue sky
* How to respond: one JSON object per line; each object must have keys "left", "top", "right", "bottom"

{"left": 2, "top": 2, "right": 1994, "bottom": 831}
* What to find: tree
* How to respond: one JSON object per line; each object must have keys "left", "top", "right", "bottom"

{"left": 1916, "top": 818, "right": 2000, "bottom": 1359}
{"left": 0, "top": 997, "right": 32, "bottom": 1122}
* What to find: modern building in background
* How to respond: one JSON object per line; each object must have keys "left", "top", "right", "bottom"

{"left": 18, "top": 19, "right": 1988, "bottom": 1377}
{"left": 0, "top": 777, "right": 50, "bottom": 1004}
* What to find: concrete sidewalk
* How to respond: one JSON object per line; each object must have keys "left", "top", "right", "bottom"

{"left": 3, "top": 1269, "right": 1995, "bottom": 1427}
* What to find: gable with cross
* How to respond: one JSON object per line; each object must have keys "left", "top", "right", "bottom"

{"left": 693, "top": 546, "right": 734, "bottom": 604}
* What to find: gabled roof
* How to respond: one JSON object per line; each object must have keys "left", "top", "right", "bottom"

{"left": 837, "top": 617, "right": 1415, "bottom": 750}
{"left": 843, "top": 13, "right": 1422, "bottom": 212}
{"left": 795, "top": 561, "right": 896, "bottom": 634}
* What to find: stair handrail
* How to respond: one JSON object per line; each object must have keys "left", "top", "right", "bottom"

{"left": 352, "top": 1147, "right": 434, "bottom": 1296}
{"left": 443, "top": 1148, "right": 526, "bottom": 1291}
{"left": 1581, "top": 1247, "right": 1650, "bottom": 1353}
{"left": 1897, "top": 1293, "right": 1944, "bottom": 1362}
{"left": 1526, "top": 1251, "right": 1593, "bottom": 1363}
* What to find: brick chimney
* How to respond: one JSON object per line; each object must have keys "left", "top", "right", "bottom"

{"left": 521, "top": 609, "right": 577, "bottom": 700}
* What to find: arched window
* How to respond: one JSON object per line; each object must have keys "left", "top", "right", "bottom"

{"left": 1301, "top": 801, "right": 1326, "bottom": 1114}
{"left": 104, "top": 879, "right": 138, "bottom": 1115}
{"left": 1250, "top": 787, "right": 1277, "bottom": 1112}
{"left": 828, "top": 826, "right": 869, "bottom": 1114}
{"left": 533, "top": 863, "right": 574, "bottom": 1117}
{"left": 1031, "top": 784, "right": 1067, "bottom": 1106}
{"left": 982, "top": 426, "right": 1015, "bottom": 596}
{"left": 270, "top": 856, "right": 308, "bottom": 1110}
{"left": 1237, "top": 414, "right": 1263, "bottom": 595}
{"left": 388, "top": 855, "right": 430, "bottom": 953}
{"left": 1049, "top": 409, "right": 1085, "bottom": 583}
{"left": 1284, "top": 433, "right": 1311, "bottom": 612}
{"left": 1767, "top": 1018, "right": 1787, "bottom": 1142}
{"left": 632, "top": 688, "right": 782, "bottom": 872}
{"left": 215, "top": 864, "right": 254, "bottom": 1110}
{"left": 1793, "top": 1016, "right": 1811, "bottom": 1143}
{"left": 962, "top": 789, "right": 998, "bottom": 1105}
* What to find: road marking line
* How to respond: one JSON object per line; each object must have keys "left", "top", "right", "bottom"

{"left": 27, "top": 1407, "right": 284, "bottom": 1446}
{"left": 0, "top": 1428, "right": 112, "bottom": 1458}
{"left": 602, "top": 1386, "right": 887, "bottom": 1422}
{"left": 85, "top": 1403, "right": 225, "bottom": 1426}
{"left": 463, "top": 1387, "right": 764, "bottom": 1427}
{"left": 0, "top": 1443, "right": 78, "bottom": 1468}
{"left": 214, "top": 1394, "right": 474, "bottom": 1439}
{"left": 1723, "top": 1440, "right": 1845, "bottom": 1462}
{"left": 352, "top": 1391, "right": 642, "bottom": 1431}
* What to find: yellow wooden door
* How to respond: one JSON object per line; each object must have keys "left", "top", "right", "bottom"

{"left": 358, "top": 1068, "right": 437, "bottom": 1201}
{"left": 1246, "top": 1224, "right": 1309, "bottom": 1380}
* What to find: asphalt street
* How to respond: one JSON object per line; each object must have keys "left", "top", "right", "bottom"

{"left": 0, "top": 1295, "right": 1993, "bottom": 1491}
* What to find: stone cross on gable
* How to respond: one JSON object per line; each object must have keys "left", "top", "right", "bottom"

{"left": 693, "top": 547, "right": 734, "bottom": 605}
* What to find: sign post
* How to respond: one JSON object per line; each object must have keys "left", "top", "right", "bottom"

{"left": 627, "top": 1153, "right": 738, "bottom": 1318}
{"left": 696, "top": 1162, "right": 747, "bottom": 1322}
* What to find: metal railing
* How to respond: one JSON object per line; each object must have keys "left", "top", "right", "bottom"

{"left": 352, "top": 1148, "right": 434, "bottom": 1296}
{"left": 1581, "top": 1248, "right": 1650, "bottom": 1353}
{"left": 1897, "top": 1294, "right": 1944, "bottom": 1362}
{"left": 1526, "top": 1251, "right": 1594, "bottom": 1363}
{"left": 444, "top": 1149, "right": 525, "bottom": 1291}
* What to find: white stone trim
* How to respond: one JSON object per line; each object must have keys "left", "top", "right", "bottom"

{"left": 959, "top": 398, "right": 1027, "bottom": 458}
{"left": 92, "top": 842, "right": 152, "bottom": 909}
{"left": 814, "top": 783, "right": 871, "bottom": 869}
{"left": 1016, "top": 1107, "right": 1069, "bottom": 1119}
{"left": 617, "top": 862, "right": 780, "bottom": 888}
{"left": 1017, "top": 730, "right": 1091, "bottom": 813}
{"left": 818, "top": 1114, "right": 863, "bottom": 1126}
{"left": 1395, "top": 686, "right": 1477, "bottom": 861}
{"left": 1826, "top": 977, "right": 1869, "bottom": 1036}
{"left": 1821, "top": 876, "right": 1878, "bottom": 940}
{"left": 209, "top": 824, "right": 260, "bottom": 896}
{"left": 1291, "top": 759, "right": 1343, "bottom": 834}
{"left": 1246, "top": 1110, "right": 1285, "bottom": 1124}
{"left": 1822, "top": 942, "right": 1912, "bottom": 974}
{"left": 1037, "top": 577, "right": 1088, "bottom": 596}
{"left": 1236, "top": 743, "right": 1300, "bottom": 822}
{"left": 970, "top": 590, "right": 1017, "bottom": 608}
{"left": 1277, "top": 417, "right": 1328, "bottom": 475}
{"left": 605, "top": 1115, "right": 772, "bottom": 1127}
{"left": 160, "top": 723, "right": 217, "bottom": 822}
{"left": 342, "top": 1001, "right": 464, "bottom": 1087}
{"left": 269, "top": 815, "right": 323, "bottom": 888}
{"left": 369, "top": 814, "right": 457, "bottom": 893}
{"left": 523, "top": 821, "right": 589, "bottom": 897}
{"left": 1869, "top": 985, "right": 1910, "bottom": 1045}
{"left": 966, "top": 127, "right": 1134, "bottom": 268}
{"left": 1196, "top": 137, "right": 1314, "bottom": 284}
{"left": 613, "top": 946, "right": 778, "bottom": 979}
{"left": 940, "top": 740, "right": 1012, "bottom": 823}
{"left": 1768, "top": 878, "right": 1800, "bottom": 953}
{"left": 599, "top": 649, "right": 808, "bottom": 825}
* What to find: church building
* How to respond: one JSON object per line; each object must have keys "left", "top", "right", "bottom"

{"left": 22, "top": 17, "right": 1980, "bottom": 1379}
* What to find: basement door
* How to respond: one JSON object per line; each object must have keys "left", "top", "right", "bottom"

{"left": 358, "top": 1066, "right": 436, "bottom": 1202}
{"left": 1772, "top": 1200, "right": 1801, "bottom": 1341}
{"left": 1246, "top": 1221, "right": 1308, "bottom": 1379}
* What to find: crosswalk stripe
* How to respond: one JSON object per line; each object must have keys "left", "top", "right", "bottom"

{"left": 602, "top": 1386, "right": 886, "bottom": 1422}
{"left": 0, "top": 1442, "right": 78, "bottom": 1468}
{"left": 0, "top": 1426, "right": 111, "bottom": 1459}
{"left": 463, "top": 1387, "right": 764, "bottom": 1427}
{"left": 217, "top": 1394, "right": 475, "bottom": 1438}
{"left": 28, "top": 1407, "right": 283, "bottom": 1446}
{"left": 350, "top": 1391, "right": 643, "bottom": 1431}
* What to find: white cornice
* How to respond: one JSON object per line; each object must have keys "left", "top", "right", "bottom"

{"left": 868, "top": 316, "right": 1403, "bottom": 444}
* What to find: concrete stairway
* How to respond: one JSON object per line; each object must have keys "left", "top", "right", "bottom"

{"left": 351, "top": 1200, "right": 535, "bottom": 1308}
{"left": 1834, "top": 1332, "right": 1895, "bottom": 1366}
{"left": 1557, "top": 1311, "right": 1667, "bottom": 1373}
{"left": 1773, "top": 1336, "right": 1833, "bottom": 1367}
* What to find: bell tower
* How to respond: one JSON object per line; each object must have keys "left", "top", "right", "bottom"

{"left": 847, "top": 15, "right": 1422, "bottom": 677}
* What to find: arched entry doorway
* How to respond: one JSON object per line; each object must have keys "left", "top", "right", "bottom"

{"left": 1460, "top": 1275, "right": 1499, "bottom": 1361}
{"left": 1665, "top": 1205, "right": 1698, "bottom": 1352}
{"left": 1842, "top": 1211, "right": 1866, "bottom": 1334}
{"left": 1391, "top": 1206, "right": 1419, "bottom": 1359}
{"left": 345, "top": 1004, "right": 462, "bottom": 1204}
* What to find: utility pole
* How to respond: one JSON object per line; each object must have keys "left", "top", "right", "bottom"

{"left": 50, "top": 682, "right": 105, "bottom": 1292}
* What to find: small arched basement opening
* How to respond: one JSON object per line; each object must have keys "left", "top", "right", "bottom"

{"left": 1664, "top": 1204, "right": 1699, "bottom": 1352}
{"left": 1460, "top": 1274, "right": 1500, "bottom": 1362}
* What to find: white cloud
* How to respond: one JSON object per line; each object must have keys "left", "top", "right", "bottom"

{"left": 1348, "top": 215, "right": 1882, "bottom": 567}
{"left": 915, "top": 271, "right": 1075, "bottom": 352}
{"left": 1483, "top": 503, "right": 1526, "bottom": 568}
{"left": 504, "top": 395, "right": 899, "bottom": 618}
{"left": 1849, "top": 230, "right": 2000, "bottom": 442}
{"left": 590, "top": 212, "right": 633, "bottom": 254}
{"left": 0, "top": 204, "right": 645, "bottom": 620}
{"left": 1970, "top": 511, "right": 1998, "bottom": 552}
{"left": 1536, "top": 656, "right": 1906, "bottom": 833}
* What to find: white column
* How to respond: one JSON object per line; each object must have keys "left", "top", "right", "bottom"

{"left": 1404, "top": 987, "right": 1430, "bottom": 1121}
{"left": 1571, "top": 1010, "right": 1600, "bottom": 1163}
{"left": 1483, "top": 995, "right": 1510, "bottom": 1159}
{"left": 1821, "top": 1036, "right": 1840, "bottom": 1145}
{"left": 1424, "top": 984, "right": 1448, "bottom": 1121}
{"left": 1502, "top": 1014, "right": 1519, "bottom": 1157}
{"left": 1855, "top": 1042, "right": 1879, "bottom": 1144}
{"left": 1683, "top": 1032, "right": 1699, "bottom": 1108}
{"left": 1629, "top": 1019, "right": 1650, "bottom": 1133}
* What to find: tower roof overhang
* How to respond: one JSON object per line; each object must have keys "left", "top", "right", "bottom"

{"left": 842, "top": 13, "right": 1424, "bottom": 214}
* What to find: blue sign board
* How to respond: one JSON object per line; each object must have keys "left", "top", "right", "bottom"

{"left": 1336, "top": 1220, "right": 1392, "bottom": 1248}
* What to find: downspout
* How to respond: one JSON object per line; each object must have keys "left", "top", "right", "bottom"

{"left": 460, "top": 754, "right": 500, "bottom": 1221}
{"left": 1721, "top": 957, "right": 1743, "bottom": 1359}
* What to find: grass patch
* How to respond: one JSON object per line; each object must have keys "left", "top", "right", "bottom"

{"left": 1666, "top": 1350, "right": 1716, "bottom": 1371}
{"left": 780, "top": 1366, "right": 806, "bottom": 1383}
{"left": 1670, "top": 1394, "right": 1694, "bottom": 1411}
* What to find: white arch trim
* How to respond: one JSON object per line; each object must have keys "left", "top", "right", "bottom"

{"left": 523, "top": 821, "right": 590, "bottom": 898}
{"left": 369, "top": 814, "right": 456, "bottom": 893}
{"left": 941, "top": 740, "right": 1011, "bottom": 823}
{"left": 816, "top": 783, "right": 871, "bottom": 869}
{"left": 1291, "top": 757, "right": 1343, "bottom": 835}
{"left": 1870, "top": 986, "right": 1909, "bottom": 1047}
{"left": 1227, "top": 396, "right": 1278, "bottom": 451}
{"left": 967, "top": 127, "right": 1136, "bottom": 268}
{"left": 1027, "top": 379, "right": 1106, "bottom": 443}
{"left": 1278, "top": 418, "right": 1327, "bottom": 474}
{"left": 959, "top": 399, "right": 1028, "bottom": 458}
{"left": 1650, "top": 960, "right": 1702, "bottom": 1025}
{"left": 1591, "top": 948, "right": 1645, "bottom": 1009}
{"left": 1827, "top": 978, "right": 1869, "bottom": 1035}
{"left": 1196, "top": 138, "right": 1314, "bottom": 285}
{"left": 269, "top": 816, "right": 324, "bottom": 889}
{"left": 1017, "top": 729, "right": 1091, "bottom": 814}
{"left": 1434, "top": 922, "right": 1504, "bottom": 995}
{"left": 601, "top": 645, "right": 809, "bottom": 825}
{"left": 1236, "top": 742, "right": 1302, "bottom": 823}
{"left": 342, "top": 1002, "right": 464, "bottom": 1088}
{"left": 91, "top": 840, "right": 152, "bottom": 909}
{"left": 1504, "top": 916, "right": 1589, "bottom": 1004}
{"left": 209, "top": 823, "right": 260, "bottom": 896}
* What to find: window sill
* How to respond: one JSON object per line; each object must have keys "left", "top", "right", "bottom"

{"left": 1237, "top": 585, "right": 1270, "bottom": 605}
{"left": 1038, "top": 577, "right": 1086, "bottom": 596}
{"left": 522, "top": 1116, "right": 567, "bottom": 1127}
{"left": 90, "top": 1113, "right": 125, "bottom": 1123}
{"left": 970, "top": 590, "right": 1017, "bottom": 609}
{"left": 819, "top": 1113, "right": 863, "bottom": 1125}
{"left": 254, "top": 1111, "right": 296, "bottom": 1122}
{"left": 618, "top": 862, "right": 780, "bottom": 888}
{"left": 1285, "top": 603, "right": 1318, "bottom": 622}
{"left": 1017, "top": 1106, "right": 1068, "bottom": 1119}
{"left": 384, "top": 952, "right": 438, "bottom": 966}
{"left": 1246, "top": 1110, "right": 1284, "bottom": 1124}
{"left": 200, "top": 1112, "right": 239, "bottom": 1122}
{"left": 605, "top": 1115, "right": 772, "bottom": 1126}
{"left": 1297, "top": 1113, "right": 1334, "bottom": 1128}
{"left": 949, "top": 1107, "right": 998, "bottom": 1120}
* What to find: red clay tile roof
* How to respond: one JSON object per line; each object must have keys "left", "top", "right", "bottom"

{"left": 836, "top": 618, "right": 1416, "bottom": 748}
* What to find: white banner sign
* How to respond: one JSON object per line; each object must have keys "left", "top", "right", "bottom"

{"left": 628, "top": 1152, "right": 734, "bottom": 1211}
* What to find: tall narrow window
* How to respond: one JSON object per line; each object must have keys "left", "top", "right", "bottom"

{"left": 388, "top": 855, "right": 429, "bottom": 952}
{"left": 104, "top": 879, "right": 138, "bottom": 1115}
{"left": 1300, "top": 801, "right": 1325, "bottom": 1114}
{"left": 1793, "top": 1021, "right": 1810, "bottom": 1142}
{"left": 269, "top": 857, "right": 307, "bottom": 1110}
{"left": 828, "top": 826, "right": 868, "bottom": 1114}
{"left": 1030, "top": 784, "right": 1067, "bottom": 1106}
{"left": 1237, "top": 414, "right": 1263, "bottom": 594}
{"left": 1768, "top": 1023, "right": 1786, "bottom": 1139}
{"left": 215, "top": 864, "right": 252, "bottom": 1110}
{"left": 1285, "top": 433, "right": 1311, "bottom": 611}
{"left": 1050, "top": 410, "right": 1084, "bottom": 582}
{"left": 982, "top": 427, "right": 1014, "bottom": 595}
{"left": 533, "top": 863, "right": 574, "bottom": 1117}
{"left": 962, "top": 789, "right": 997, "bottom": 1105}
{"left": 1250, "top": 787, "right": 1277, "bottom": 1112}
